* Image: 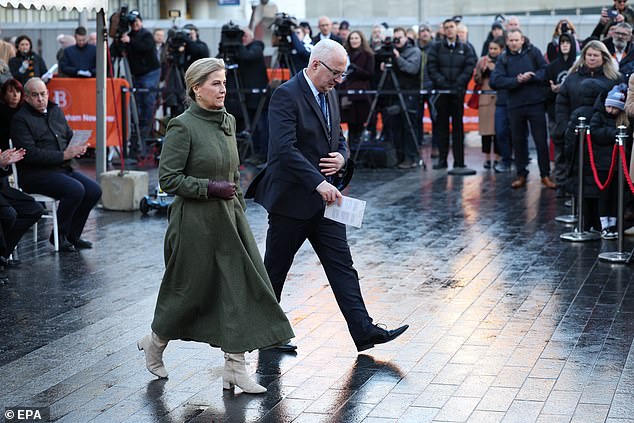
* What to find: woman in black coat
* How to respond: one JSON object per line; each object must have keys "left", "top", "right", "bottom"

{"left": 8, "top": 35, "right": 47, "bottom": 86}
{"left": 555, "top": 40, "right": 622, "bottom": 198}
{"left": 556, "top": 40, "right": 623, "bottom": 230}
{"left": 340, "top": 30, "right": 375, "bottom": 144}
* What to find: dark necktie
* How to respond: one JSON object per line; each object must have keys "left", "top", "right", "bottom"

{"left": 318, "top": 92, "right": 329, "bottom": 126}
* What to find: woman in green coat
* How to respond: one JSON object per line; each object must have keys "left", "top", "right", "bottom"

{"left": 138, "top": 57, "right": 294, "bottom": 394}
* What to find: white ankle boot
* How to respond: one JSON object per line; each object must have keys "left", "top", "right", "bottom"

{"left": 137, "top": 332, "right": 169, "bottom": 378}
{"left": 222, "top": 352, "right": 266, "bottom": 394}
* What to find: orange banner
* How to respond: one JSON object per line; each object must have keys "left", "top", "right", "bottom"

{"left": 47, "top": 78, "right": 130, "bottom": 148}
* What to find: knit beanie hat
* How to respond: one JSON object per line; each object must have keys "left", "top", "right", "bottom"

{"left": 605, "top": 83, "right": 627, "bottom": 111}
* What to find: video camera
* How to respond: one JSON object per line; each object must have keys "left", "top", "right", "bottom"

{"left": 271, "top": 12, "right": 297, "bottom": 38}
{"left": 376, "top": 36, "right": 397, "bottom": 63}
{"left": 219, "top": 21, "right": 244, "bottom": 62}
{"left": 108, "top": 5, "right": 138, "bottom": 40}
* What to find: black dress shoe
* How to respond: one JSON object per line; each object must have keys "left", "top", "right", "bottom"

{"left": 70, "top": 238, "right": 93, "bottom": 249}
{"left": 261, "top": 342, "right": 297, "bottom": 352}
{"left": 355, "top": 324, "right": 409, "bottom": 352}
{"left": 50, "top": 232, "right": 76, "bottom": 252}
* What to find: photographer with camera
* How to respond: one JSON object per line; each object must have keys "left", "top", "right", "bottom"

{"left": 379, "top": 27, "right": 422, "bottom": 169}
{"left": 426, "top": 18, "right": 476, "bottom": 170}
{"left": 180, "top": 24, "right": 209, "bottom": 72}
{"left": 221, "top": 26, "right": 270, "bottom": 160}
{"left": 116, "top": 9, "right": 161, "bottom": 155}
{"left": 592, "top": 0, "right": 634, "bottom": 40}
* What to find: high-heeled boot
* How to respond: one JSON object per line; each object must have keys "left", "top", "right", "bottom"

{"left": 222, "top": 352, "right": 267, "bottom": 394}
{"left": 137, "top": 332, "right": 169, "bottom": 378}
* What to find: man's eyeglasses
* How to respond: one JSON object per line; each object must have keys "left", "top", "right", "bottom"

{"left": 614, "top": 31, "right": 631, "bottom": 37}
{"left": 29, "top": 91, "right": 48, "bottom": 99}
{"left": 319, "top": 61, "right": 348, "bottom": 80}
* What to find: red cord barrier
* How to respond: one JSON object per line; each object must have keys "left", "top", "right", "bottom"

{"left": 586, "top": 133, "right": 617, "bottom": 191}
{"left": 618, "top": 144, "right": 634, "bottom": 194}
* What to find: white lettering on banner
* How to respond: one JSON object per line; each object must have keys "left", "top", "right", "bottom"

{"left": 51, "top": 89, "right": 70, "bottom": 108}
{"left": 83, "top": 114, "right": 96, "bottom": 122}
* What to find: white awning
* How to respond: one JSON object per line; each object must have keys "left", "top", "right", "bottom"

{"left": 0, "top": 1, "right": 108, "bottom": 12}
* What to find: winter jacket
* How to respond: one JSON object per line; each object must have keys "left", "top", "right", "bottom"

{"left": 545, "top": 34, "right": 577, "bottom": 119}
{"left": 427, "top": 38, "right": 476, "bottom": 92}
{"left": 10, "top": 101, "right": 74, "bottom": 175}
{"left": 59, "top": 44, "right": 97, "bottom": 77}
{"left": 8, "top": 52, "right": 47, "bottom": 85}
{"left": 586, "top": 93, "right": 633, "bottom": 198}
{"left": 489, "top": 43, "right": 548, "bottom": 109}
{"left": 392, "top": 40, "right": 422, "bottom": 90}
{"left": 127, "top": 27, "right": 160, "bottom": 77}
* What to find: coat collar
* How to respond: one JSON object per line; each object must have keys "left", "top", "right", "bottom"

{"left": 188, "top": 102, "right": 233, "bottom": 135}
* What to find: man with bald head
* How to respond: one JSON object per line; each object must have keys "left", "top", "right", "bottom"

{"left": 312, "top": 16, "right": 343, "bottom": 45}
{"left": 10, "top": 77, "right": 102, "bottom": 252}
{"left": 248, "top": 39, "right": 408, "bottom": 353}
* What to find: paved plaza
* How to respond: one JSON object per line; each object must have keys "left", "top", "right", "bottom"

{"left": 1, "top": 144, "right": 634, "bottom": 423}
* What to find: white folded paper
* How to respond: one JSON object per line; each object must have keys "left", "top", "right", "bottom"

{"left": 69, "top": 129, "right": 92, "bottom": 147}
{"left": 42, "top": 64, "right": 58, "bottom": 81}
{"left": 324, "top": 195, "right": 366, "bottom": 228}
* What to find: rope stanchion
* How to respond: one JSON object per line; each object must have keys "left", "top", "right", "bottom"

{"left": 586, "top": 133, "right": 617, "bottom": 191}
{"left": 600, "top": 126, "right": 629, "bottom": 263}
{"left": 561, "top": 116, "right": 601, "bottom": 242}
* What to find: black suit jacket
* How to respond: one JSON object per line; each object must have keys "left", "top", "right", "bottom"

{"left": 311, "top": 34, "right": 343, "bottom": 45}
{"left": 247, "top": 72, "right": 347, "bottom": 219}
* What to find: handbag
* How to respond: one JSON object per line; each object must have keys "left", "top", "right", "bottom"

{"left": 467, "top": 83, "right": 482, "bottom": 110}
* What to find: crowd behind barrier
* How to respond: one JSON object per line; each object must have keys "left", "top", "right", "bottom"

{"left": 5, "top": 4, "right": 634, "bottom": 264}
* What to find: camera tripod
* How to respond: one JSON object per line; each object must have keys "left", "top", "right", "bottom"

{"left": 356, "top": 62, "right": 425, "bottom": 169}
{"left": 110, "top": 53, "right": 145, "bottom": 160}
{"left": 225, "top": 62, "right": 257, "bottom": 160}
{"left": 272, "top": 43, "right": 297, "bottom": 77}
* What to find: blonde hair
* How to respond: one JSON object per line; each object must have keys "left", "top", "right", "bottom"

{"left": 0, "top": 40, "right": 16, "bottom": 65}
{"left": 569, "top": 40, "right": 620, "bottom": 81}
{"left": 184, "top": 57, "right": 225, "bottom": 101}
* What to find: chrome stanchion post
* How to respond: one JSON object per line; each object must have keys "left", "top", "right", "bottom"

{"left": 561, "top": 116, "right": 601, "bottom": 241}
{"left": 600, "top": 125, "right": 629, "bottom": 262}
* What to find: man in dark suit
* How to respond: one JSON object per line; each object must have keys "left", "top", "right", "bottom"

{"left": 248, "top": 39, "right": 408, "bottom": 352}
{"left": 311, "top": 16, "right": 343, "bottom": 45}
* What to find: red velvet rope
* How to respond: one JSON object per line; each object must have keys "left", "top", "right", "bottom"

{"left": 618, "top": 144, "right": 634, "bottom": 194}
{"left": 585, "top": 133, "right": 617, "bottom": 191}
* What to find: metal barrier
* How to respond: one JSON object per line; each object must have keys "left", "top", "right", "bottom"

{"left": 599, "top": 126, "right": 630, "bottom": 263}
{"left": 561, "top": 117, "right": 601, "bottom": 242}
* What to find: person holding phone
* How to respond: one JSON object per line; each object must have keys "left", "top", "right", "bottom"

{"left": 592, "top": 1, "right": 634, "bottom": 39}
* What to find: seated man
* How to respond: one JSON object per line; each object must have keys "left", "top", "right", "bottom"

{"left": 10, "top": 77, "right": 102, "bottom": 252}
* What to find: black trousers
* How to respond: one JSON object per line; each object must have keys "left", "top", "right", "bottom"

{"left": 508, "top": 104, "right": 550, "bottom": 178}
{"left": 435, "top": 93, "right": 466, "bottom": 167}
{"left": 0, "top": 187, "right": 44, "bottom": 258}
{"left": 263, "top": 211, "right": 375, "bottom": 342}
{"left": 20, "top": 170, "right": 101, "bottom": 241}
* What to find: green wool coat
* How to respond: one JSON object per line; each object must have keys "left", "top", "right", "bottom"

{"left": 151, "top": 102, "right": 294, "bottom": 353}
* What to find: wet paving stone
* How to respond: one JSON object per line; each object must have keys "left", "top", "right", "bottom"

{"left": 2, "top": 145, "right": 634, "bottom": 421}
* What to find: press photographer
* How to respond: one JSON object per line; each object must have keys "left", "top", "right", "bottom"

{"left": 111, "top": 8, "right": 160, "bottom": 157}
{"left": 166, "top": 24, "right": 209, "bottom": 73}
{"left": 220, "top": 23, "right": 270, "bottom": 160}
{"left": 379, "top": 27, "right": 422, "bottom": 169}
{"left": 270, "top": 13, "right": 309, "bottom": 73}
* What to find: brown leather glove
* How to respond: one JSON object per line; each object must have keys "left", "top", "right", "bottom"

{"left": 207, "top": 180, "right": 236, "bottom": 200}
